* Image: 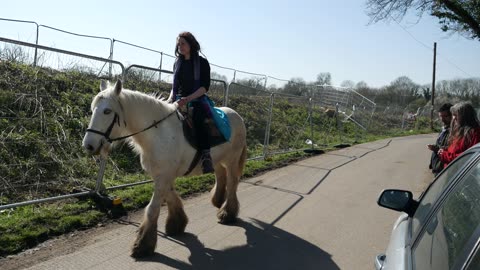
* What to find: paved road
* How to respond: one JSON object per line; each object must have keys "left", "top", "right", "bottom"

{"left": 2, "top": 134, "right": 436, "bottom": 270}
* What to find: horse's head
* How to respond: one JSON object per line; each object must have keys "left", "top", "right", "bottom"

{"left": 82, "top": 79, "right": 125, "bottom": 156}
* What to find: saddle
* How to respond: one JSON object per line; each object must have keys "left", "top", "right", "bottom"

{"left": 178, "top": 107, "right": 227, "bottom": 149}
{"left": 177, "top": 107, "right": 227, "bottom": 175}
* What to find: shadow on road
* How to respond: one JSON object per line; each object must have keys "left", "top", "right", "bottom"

{"left": 132, "top": 142, "right": 397, "bottom": 269}
{"left": 138, "top": 218, "right": 340, "bottom": 270}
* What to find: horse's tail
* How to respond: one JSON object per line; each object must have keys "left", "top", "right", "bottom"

{"left": 238, "top": 144, "right": 247, "bottom": 176}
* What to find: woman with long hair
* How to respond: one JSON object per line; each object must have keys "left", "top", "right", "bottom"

{"left": 167, "top": 31, "right": 214, "bottom": 173}
{"left": 438, "top": 102, "right": 480, "bottom": 167}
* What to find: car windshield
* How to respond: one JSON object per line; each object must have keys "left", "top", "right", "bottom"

{"left": 412, "top": 153, "right": 474, "bottom": 235}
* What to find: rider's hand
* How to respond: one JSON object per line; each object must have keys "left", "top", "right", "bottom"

{"left": 177, "top": 97, "right": 189, "bottom": 107}
{"left": 427, "top": 144, "right": 438, "bottom": 152}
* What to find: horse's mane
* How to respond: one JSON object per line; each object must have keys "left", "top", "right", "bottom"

{"left": 114, "top": 88, "right": 176, "bottom": 116}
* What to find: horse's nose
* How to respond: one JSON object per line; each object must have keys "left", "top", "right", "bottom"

{"left": 85, "top": 144, "right": 94, "bottom": 152}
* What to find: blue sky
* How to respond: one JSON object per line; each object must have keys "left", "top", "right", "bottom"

{"left": 1, "top": 0, "right": 479, "bottom": 88}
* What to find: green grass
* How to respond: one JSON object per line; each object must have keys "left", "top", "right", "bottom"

{"left": 0, "top": 200, "right": 103, "bottom": 255}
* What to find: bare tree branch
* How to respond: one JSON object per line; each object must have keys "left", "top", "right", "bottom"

{"left": 366, "top": 0, "right": 480, "bottom": 40}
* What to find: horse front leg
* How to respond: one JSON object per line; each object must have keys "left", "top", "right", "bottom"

{"left": 131, "top": 175, "right": 170, "bottom": 258}
{"left": 165, "top": 187, "right": 188, "bottom": 235}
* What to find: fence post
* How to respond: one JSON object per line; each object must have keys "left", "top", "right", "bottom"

{"left": 95, "top": 158, "right": 107, "bottom": 193}
{"left": 224, "top": 81, "right": 230, "bottom": 107}
{"left": 353, "top": 105, "right": 359, "bottom": 143}
{"left": 33, "top": 23, "right": 39, "bottom": 67}
{"left": 159, "top": 52, "right": 163, "bottom": 81}
{"left": 263, "top": 93, "right": 275, "bottom": 159}
{"left": 309, "top": 97, "right": 314, "bottom": 150}
{"left": 336, "top": 103, "right": 342, "bottom": 143}
{"left": 110, "top": 39, "right": 116, "bottom": 78}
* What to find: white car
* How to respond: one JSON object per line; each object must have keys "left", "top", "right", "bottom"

{"left": 375, "top": 143, "right": 480, "bottom": 270}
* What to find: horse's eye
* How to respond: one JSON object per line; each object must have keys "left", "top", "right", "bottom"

{"left": 104, "top": 109, "right": 112, "bottom": 115}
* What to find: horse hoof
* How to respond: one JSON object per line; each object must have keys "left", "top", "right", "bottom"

{"left": 130, "top": 244, "right": 155, "bottom": 258}
{"left": 165, "top": 213, "right": 188, "bottom": 236}
{"left": 165, "top": 223, "right": 186, "bottom": 236}
{"left": 217, "top": 211, "right": 237, "bottom": 224}
{"left": 130, "top": 225, "right": 157, "bottom": 258}
{"left": 211, "top": 197, "right": 225, "bottom": 209}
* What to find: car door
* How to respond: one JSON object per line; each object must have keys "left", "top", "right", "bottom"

{"left": 411, "top": 153, "right": 480, "bottom": 270}
{"left": 411, "top": 151, "right": 477, "bottom": 238}
{"left": 377, "top": 151, "right": 477, "bottom": 270}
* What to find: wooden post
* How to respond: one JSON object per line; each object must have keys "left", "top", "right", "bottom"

{"left": 430, "top": 42, "right": 437, "bottom": 130}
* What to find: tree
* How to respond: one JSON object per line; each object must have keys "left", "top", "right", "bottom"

{"left": 366, "top": 0, "right": 480, "bottom": 41}
{"left": 236, "top": 77, "right": 265, "bottom": 90}
{"left": 280, "top": 78, "right": 307, "bottom": 96}
{"left": 315, "top": 72, "right": 332, "bottom": 86}
{"left": 379, "top": 76, "right": 420, "bottom": 106}
{"left": 211, "top": 71, "right": 228, "bottom": 82}
{"left": 422, "top": 87, "right": 432, "bottom": 101}
{"left": 340, "top": 80, "right": 355, "bottom": 89}
{"left": 355, "top": 81, "right": 369, "bottom": 90}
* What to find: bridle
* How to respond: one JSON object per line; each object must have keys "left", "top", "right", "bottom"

{"left": 86, "top": 109, "right": 177, "bottom": 143}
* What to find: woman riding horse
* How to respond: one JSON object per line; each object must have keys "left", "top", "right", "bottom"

{"left": 167, "top": 31, "right": 214, "bottom": 174}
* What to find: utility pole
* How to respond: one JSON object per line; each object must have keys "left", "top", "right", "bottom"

{"left": 430, "top": 42, "right": 437, "bottom": 130}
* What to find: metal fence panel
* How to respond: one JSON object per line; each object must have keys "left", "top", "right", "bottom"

{"left": 0, "top": 38, "right": 124, "bottom": 208}
{"left": 226, "top": 82, "right": 271, "bottom": 159}
{"left": 267, "top": 93, "right": 311, "bottom": 154}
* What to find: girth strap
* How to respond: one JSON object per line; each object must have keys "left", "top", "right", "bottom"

{"left": 183, "top": 150, "right": 202, "bottom": 176}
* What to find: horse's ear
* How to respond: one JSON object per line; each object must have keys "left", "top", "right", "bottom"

{"left": 113, "top": 79, "right": 123, "bottom": 95}
{"left": 100, "top": 80, "right": 108, "bottom": 91}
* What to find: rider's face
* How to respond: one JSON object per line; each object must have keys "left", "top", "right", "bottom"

{"left": 177, "top": 38, "right": 191, "bottom": 57}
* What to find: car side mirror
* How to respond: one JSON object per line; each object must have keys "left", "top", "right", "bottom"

{"left": 378, "top": 189, "right": 418, "bottom": 217}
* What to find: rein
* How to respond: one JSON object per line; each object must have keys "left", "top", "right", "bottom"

{"left": 86, "top": 109, "right": 178, "bottom": 143}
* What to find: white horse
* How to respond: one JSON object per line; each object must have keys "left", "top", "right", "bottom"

{"left": 82, "top": 80, "right": 247, "bottom": 258}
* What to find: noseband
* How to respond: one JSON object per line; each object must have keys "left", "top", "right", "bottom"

{"left": 86, "top": 113, "right": 121, "bottom": 143}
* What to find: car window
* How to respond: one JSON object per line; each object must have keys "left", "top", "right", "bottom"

{"left": 466, "top": 245, "right": 480, "bottom": 270}
{"left": 412, "top": 153, "right": 473, "bottom": 235}
{"left": 412, "top": 160, "right": 480, "bottom": 270}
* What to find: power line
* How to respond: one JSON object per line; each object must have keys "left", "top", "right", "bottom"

{"left": 389, "top": 15, "right": 475, "bottom": 78}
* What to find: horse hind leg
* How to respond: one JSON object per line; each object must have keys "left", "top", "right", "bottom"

{"left": 217, "top": 145, "right": 246, "bottom": 223}
{"left": 217, "top": 165, "right": 240, "bottom": 224}
{"left": 211, "top": 165, "right": 227, "bottom": 208}
{"left": 165, "top": 187, "right": 188, "bottom": 235}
